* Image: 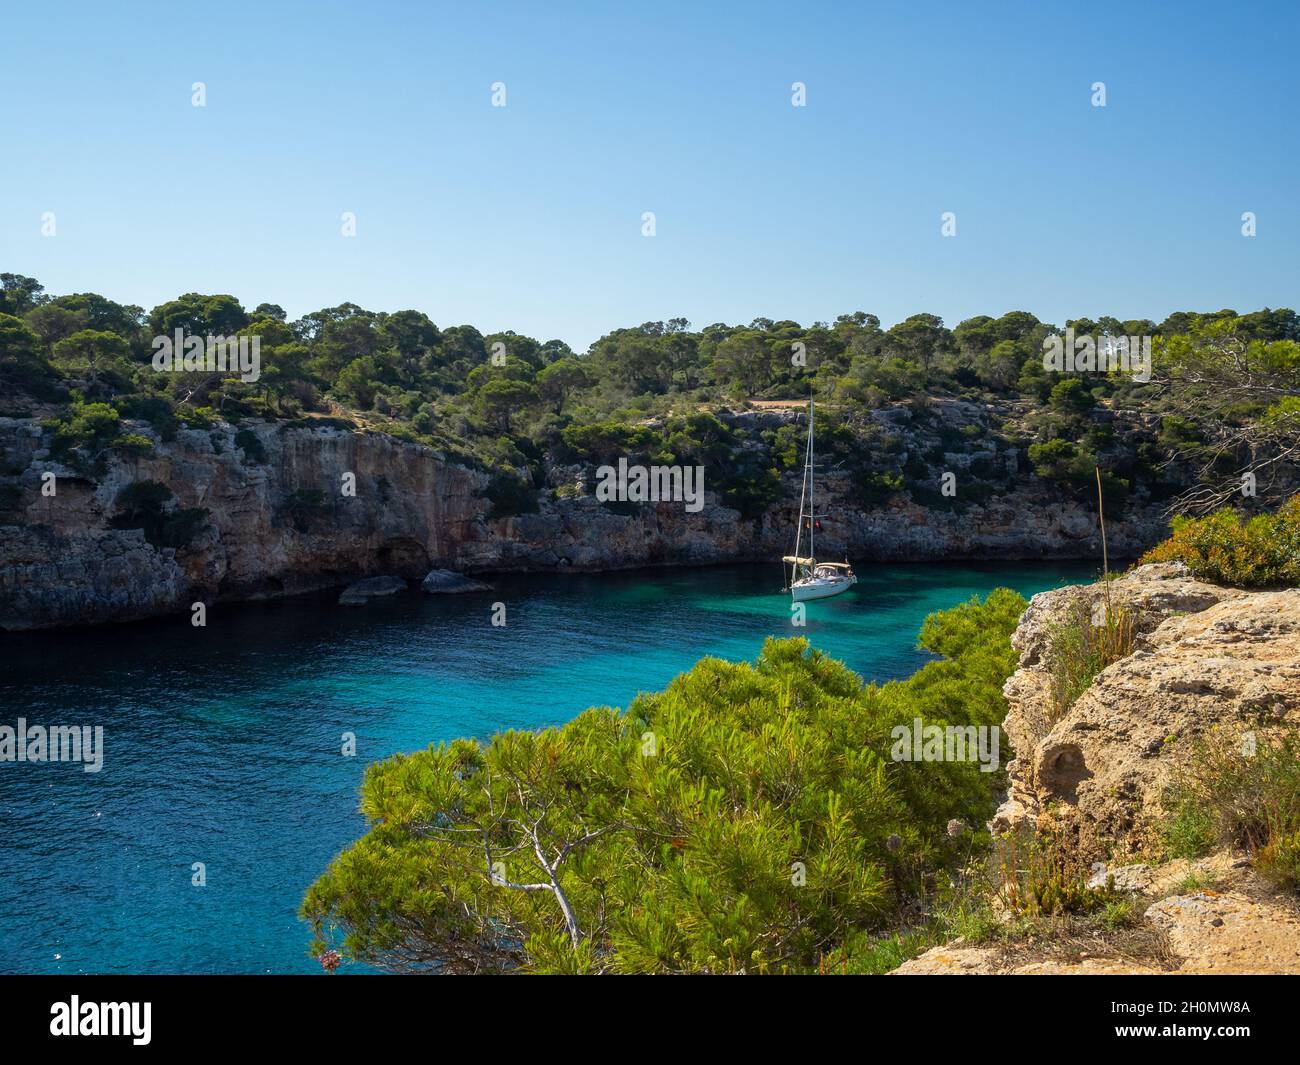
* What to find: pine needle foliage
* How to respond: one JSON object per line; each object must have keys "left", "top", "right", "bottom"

{"left": 302, "top": 589, "right": 1028, "bottom": 974}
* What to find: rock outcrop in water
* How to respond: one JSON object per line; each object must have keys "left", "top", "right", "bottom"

{"left": 1, "top": 403, "right": 1174, "bottom": 629}
{"left": 421, "top": 569, "right": 491, "bottom": 594}
{"left": 338, "top": 575, "right": 408, "bottom": 605}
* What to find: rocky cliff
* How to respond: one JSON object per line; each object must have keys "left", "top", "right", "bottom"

{"left": 994, "top": 563, "right": 1300, "bottom": 859}
{"left": 0, "top": 402, "right": 1173, "bottom": 630}
{"left": 894, "top": 564, "right": 1300, "bottom": 975}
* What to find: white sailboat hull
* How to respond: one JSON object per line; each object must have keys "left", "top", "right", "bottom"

{"left": 791, "top": 574, "right": 857, "bottom": 602}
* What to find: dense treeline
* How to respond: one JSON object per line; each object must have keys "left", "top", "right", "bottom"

{"left": 2, "top": 271, "right": 1297, "bottom": 517}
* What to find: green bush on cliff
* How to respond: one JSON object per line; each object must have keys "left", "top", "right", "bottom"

{"left": 234, "top": 428, "right": 267, "bottom": 464}
{"left": 109, "top": 480, "right": 208, "bottom": 549}
{"left": 559, "top": 421, "right": 651, "bottom": 463}
{"left": 302, "top": 588, "right": 1027, "bottom": 974}
{"left": 45, "top": 401, "right": 122, "bottom": 459}
{"left": 854, "top": 470, "right": 904, "bottom": 505}
{"left": 1043, "top": 593, "right": 1137, "bottom": 719}
{"left": 718, "top": 462, "right": 782, "bottom": 518}
{"left": 1163, "top": 730, "right": 1300, "bottom": 890}
{"left": 485, "top": 470, "right": 540, "bottom": 519}
{"left": 1140, "top": 494, "right": 1300, "bottom": 587}
{"left": 282, "top": 488, "right": 327, "bottom": 533}
{"left": 1027, "top": 439, "right": 1129, "bottom": 507}
{"left": 107, "top": 433, "right": 154, "bottom": 455}
{"left": 113, "top": 394, "right": 179, "bottom": 441}
{"left": 997, "top": 826, "right": 1121, "bottom": 918}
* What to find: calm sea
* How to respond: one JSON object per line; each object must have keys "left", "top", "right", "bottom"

{"left": 0, "top": 560, "right": 1097, "bottom": 974}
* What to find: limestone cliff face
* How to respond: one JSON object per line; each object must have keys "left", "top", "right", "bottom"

{"left": 895, "top": 566, "right": 1300, "bottom": 976}
{"left": 1, "top": 407, "right": 1172, "bottom": 630}
{"left": 994, "top": 564, "right": 1300, "bottom": 859}
{"left": 1, "top": 419, "right": 484, "bottom": 629}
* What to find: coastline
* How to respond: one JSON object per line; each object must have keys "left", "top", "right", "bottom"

{"left": 2, "top": 402, "right": 1167, "bottom": 632}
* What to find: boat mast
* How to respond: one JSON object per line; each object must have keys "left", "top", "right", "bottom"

{"left": 807, "top": 394, "right": 815, "bottom": 564}
{"left": 789, "top": 394, "right": 816, "bottom": 589}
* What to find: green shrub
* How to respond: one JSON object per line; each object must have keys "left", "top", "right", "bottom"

{"left": 278, "top": 416, "right": 355, "bottom": 433}
{"left": 844, "top": 928, "right": 943, "bottom": 975}
{"left": 1158, "top": 415, "right": 1203, "bottom": 449}
{"left": 1256, "top": 827, "right": 1300, "bottom": 891}
{"left": 768, "top": 424, "right": 802, "bottom": 470}
{"left": 108, "top": 480, "right": 208, "bottom": 549}
{"left": 234, "top": 428, "right": 268, "bottom": 464}
{"left": 485, "top": 470, "right": 539, "bottom": 519}
{"left": 1163, "top": 795, "right": 1217, "bottom": 860}
{"left": 45, "top": 401, "right": 121, "bottom": 458}
{"left": 1162, "top": 730, "right": 1300, "bottom": 888}
{"left": 855, "top": 470, "right": 904, "bottom": 505}
{"left": 180, "top": 405, "right": 219, "bottom": 429}
{"left": 113, "top": 394, "right": 178, "bottom": 441}
{"left": 302, "top": 590, "right": 1029, "bottom": 974}
{"left": 997, "top": 828, "right": 1120, "bottom": 917}
{"left": 109, "top": 433, "right": 154, "bottom": 455}
{"left": 909, "top": 479, "right": 963, "bottom": 512}
{"left": 719, "top": 463, "right": 780, "bottom": 518}
{"left": 1044, "top": 591, "right": 1137, "bottom": 718}
{"left": 1140, "top": 495, "right": 1300, "bottom": 587}
{"left": 1028, "top": 439, "right": 1129, "bottom": 506}
{"left": 283, "top": 488, "right": 327, "bottom": 532}
{"left": 1048, "top": 378, "right": 1096, "bottom": 414}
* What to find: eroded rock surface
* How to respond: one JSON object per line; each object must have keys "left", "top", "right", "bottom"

{"left": 994, "top": 564, "right": 1300, "bottom": 858}
{"left": 897, "top": 568, "right": 1300, "bottom": 977}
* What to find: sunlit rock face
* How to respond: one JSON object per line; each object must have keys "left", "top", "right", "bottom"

{"left": 995, "top": 563, "right": 1300, "bottom": 858}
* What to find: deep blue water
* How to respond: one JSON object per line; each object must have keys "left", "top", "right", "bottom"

{"left": 0, "top": 560, "right": 1098, "bottom": 974}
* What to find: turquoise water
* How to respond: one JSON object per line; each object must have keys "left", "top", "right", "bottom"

{"left": 0, "top": 560, "right": 1097, "bottom": 974}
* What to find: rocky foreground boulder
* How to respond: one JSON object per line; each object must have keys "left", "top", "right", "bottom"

{"left": 893, "top": 563, "right": 1300, "bottom": 975}
{"left": 893, "top": 853, "right": 1300, "bottom": 974}
{"left": 994, "top": 563, "right": 1300, "bottom": 858}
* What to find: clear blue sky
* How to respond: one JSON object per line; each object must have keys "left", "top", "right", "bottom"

{"left": 2, "top": 0, "right": 1296, "bottom": 349}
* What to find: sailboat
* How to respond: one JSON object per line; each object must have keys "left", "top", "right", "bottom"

{"left": 784, "top": 395, "right": 857, "bottom": 602}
